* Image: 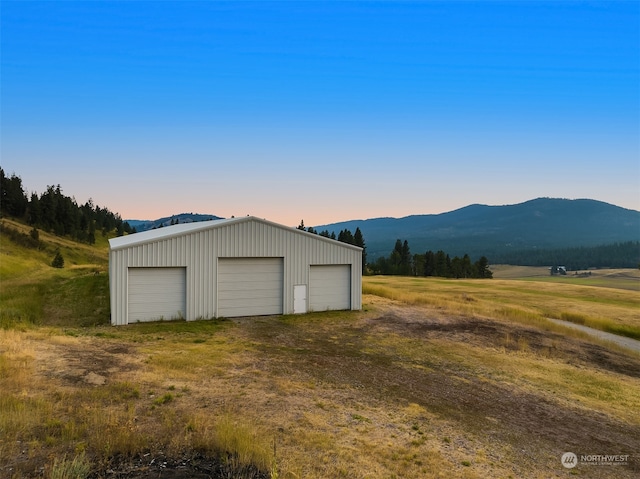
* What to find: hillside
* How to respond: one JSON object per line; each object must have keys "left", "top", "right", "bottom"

{"left": 0, "top": 217, "right": 111, "bottom": 327}
{"left": 313, "top": 198, "right": 640, "bottom": 260}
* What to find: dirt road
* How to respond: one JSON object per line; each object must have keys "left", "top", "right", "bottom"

{"left": 546, "top": 317, "right": 640, "bottom": 353}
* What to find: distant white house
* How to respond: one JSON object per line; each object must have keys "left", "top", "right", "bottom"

{"left": 108, "top": 216, "right": 362, "bottom": 325}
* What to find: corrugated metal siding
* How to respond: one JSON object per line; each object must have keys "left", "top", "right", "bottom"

{"left": 109, "top": 217, "right": 361, "bottom": 325}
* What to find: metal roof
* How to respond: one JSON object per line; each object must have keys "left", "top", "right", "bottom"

{"left": 108, "top": 216, "right": 362, "bottom": 251}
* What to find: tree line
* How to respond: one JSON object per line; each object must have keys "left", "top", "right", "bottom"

{"left": 298, "top": 220, "right": 367, "bottom": 273}
{"left": 1, "top": 168, "right": 133, "bottom": 243}
{"left": 490, "top": 241, "right": 640, "bottom": 270}
{"left": 369, "top": 239, "right": 492, "bottom": 278}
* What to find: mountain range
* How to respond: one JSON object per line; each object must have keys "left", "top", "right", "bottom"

{"left": 314, "top": 198, "right": 640, "bottom": 260}
{"left": 127, "top": 198, "right": 640, "bottom": 262}
{"left": 126, "top": 213, "right": 223, "bottom": 232}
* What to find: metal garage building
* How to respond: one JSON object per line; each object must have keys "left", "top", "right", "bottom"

{"left": 108, "top": 216, "right": 362, "bottom": 325}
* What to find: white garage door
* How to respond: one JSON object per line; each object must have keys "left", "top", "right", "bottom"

{"left": 218, "top": 258, "right": 283, "bottom": 317}
{"left": 128, "top": 267, "right": 186, "bottom": 323}
{"left": 309, "top": 265, "right": 351, "bottom": 311}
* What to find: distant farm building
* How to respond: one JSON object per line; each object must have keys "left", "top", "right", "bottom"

{"left": 550, "top": 265, "right": 567, "bottom": 275}
{"left": 108, "top": 217, "right": 362, "bottom": 325}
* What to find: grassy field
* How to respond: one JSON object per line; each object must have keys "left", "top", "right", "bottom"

{"left": 365, "top": 268, "right": 640, "bottom": 340}
{"left": 1, "top": 224, "right": 639, "bottom": 478}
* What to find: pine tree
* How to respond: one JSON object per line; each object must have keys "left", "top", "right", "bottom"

{"left": 398, "top": 240, "right": 412, "bottom": 275}
{"left": 338, "top": 229, "right": 355, "bottom": 245}
{"left": 424, "top": 250, "right": 436, "bottom": 276}
{"left": 51, "top": 251, "right": 64, "bottom": 268}
{"left": 354, "top": 227, "right": 367, "bottom": 272}
{"left": 0, "top": 168, "right": 29, "bottom": 218}
{"left": 474, "top": 256, "right": 492, "bottom": 278}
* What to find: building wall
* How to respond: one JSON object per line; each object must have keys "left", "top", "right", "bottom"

{"left": 109, "top": 218, "right": 362, "bottom": 325}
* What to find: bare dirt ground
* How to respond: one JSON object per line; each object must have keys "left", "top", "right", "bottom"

{"left": 14, "top": 296, "right": 640, "bottom": 478}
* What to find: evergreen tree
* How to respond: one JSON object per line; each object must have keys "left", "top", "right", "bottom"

{"left": 461, "top": 254, "right": 472, "bottom": 278}
{"left": 88, "top": 220, "right": 96, "bottom": 245}
{"left": 424, "top": 250, "right": 436, "bottom": 276}
{"left": 474, "top": 256, "right": 492, "bottom": 278}
{"left": 28, "top": 193, "right": 42, "bottom": 225}
{"left": 434, "top": 250, "right": 448, "bottom": 277}
{"left": 338, "top": 229, "right": 354, "bottom": 244}
{"left": 451, "top": 256, "right": 463, "bottom": 278}
{"left": 413, "top": 253, "right": 424, "bottom": 276}
{"left": 51, "top": 251, "right": 64, "bottom": 268}
{"left": 389, "top": 248, "right": 402, "bottom": 275}
{"left": 354, "top": 227, "right": 367, "bottom": 272}
{"left": 0, "top": 168, "right": 29, "bottom": 218}
{"left": 400, "top": 240, "right": 412, "bottom": 275}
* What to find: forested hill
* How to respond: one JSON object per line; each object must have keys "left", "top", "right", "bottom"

{"left": 0, "top": 168, "right": 132, "bottom": 242}
{"left": 314, "top": 198, "right": 640, "bottom": 262}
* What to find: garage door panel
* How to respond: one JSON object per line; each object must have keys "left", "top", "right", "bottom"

{"left": 221, "top": 297, "right": 282, "bottom": 309}
{"left": 218, "top": 258, "right": 283, "bottom": 317}
{"left": 218, "top": 280, "right": 281, "bottom": 289}
{"left": 128, "top": 268, "right": 186, "bottom": 323}
{"left": 219, "top": 289, "right": 281, "bottom": 300}
{"left": 310, "top": 265, "right": 351, "bottom": 311}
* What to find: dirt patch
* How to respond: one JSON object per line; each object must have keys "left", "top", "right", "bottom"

{"left": 35, "top": 337, "right": 138, "bottom": 386}
{"left": 90, "top": 452, "right": 268, "bottom": 479}
{"left": 368, "top": 302, "right": 640, "bottom": 378}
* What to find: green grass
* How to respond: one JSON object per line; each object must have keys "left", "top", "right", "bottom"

{"left": 1, "top": 218, "right": 110, "bottom": 328}
{"left": 48, "top": 452, "right": 91, "bottom": 479}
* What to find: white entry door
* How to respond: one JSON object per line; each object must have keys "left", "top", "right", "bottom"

{"left": 293, "top": 284, "right": 307, "bottom": 314}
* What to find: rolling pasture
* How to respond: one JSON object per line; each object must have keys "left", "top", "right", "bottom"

{"left": 1, "top": 221, "right": 639, "bottom": 478}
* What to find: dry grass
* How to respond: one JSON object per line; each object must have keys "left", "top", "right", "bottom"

{"left": 2, "top": 220, "right": 639, "bottom": 479}
{"left": 363, "top": 274, "right": 640, "bottom": 340}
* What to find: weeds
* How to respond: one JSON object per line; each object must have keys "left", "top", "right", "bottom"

{"left": 153, "top": 393, "right": 174, "bottom": 405}
{"left": 48, "top": 452, "right": 91, "bottom": 479}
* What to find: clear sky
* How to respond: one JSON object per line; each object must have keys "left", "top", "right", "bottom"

{"left": 1, "top": 1, "right": 638, "bottom": 227}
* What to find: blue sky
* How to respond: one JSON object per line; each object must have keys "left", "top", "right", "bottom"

{"left": 1, "top": 1, "right": 638, "bottom": 226}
